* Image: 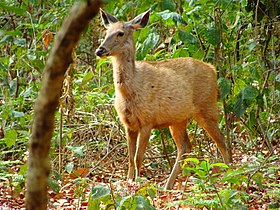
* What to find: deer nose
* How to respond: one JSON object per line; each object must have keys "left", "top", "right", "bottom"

{"left": 95, "top": 47, "right": 106, "bottom": 57}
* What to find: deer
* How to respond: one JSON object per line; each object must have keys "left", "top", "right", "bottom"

{"left": 95, "top": 9, "right": 231, "bottom": 190}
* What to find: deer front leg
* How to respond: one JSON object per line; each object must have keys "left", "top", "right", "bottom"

{"left": 126, "top": 127, "right": 138, "bottom": 180}
{"left": 134, "top": 126, "right": 152, "bottom": 179}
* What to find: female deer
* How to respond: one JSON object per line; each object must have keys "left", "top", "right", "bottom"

{"left": 95, "top": 9, "right": 231, "bottom": 190}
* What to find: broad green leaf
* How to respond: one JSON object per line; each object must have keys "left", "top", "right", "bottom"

{"left": 200, "top": 160, "right": 210, "bottom": 172}
{"left": 4, "top": 129, "right": 17, "bottom": 148}
{"left": 202, "top": 27, "right": 219, "bottom": 45}
{"left": 53, "top": 170, "right": 64, "bottom": 182}
{"left": 233, "top": 79, "right": 246, "bottom": 95}
{"left": 135, "top": 195, "right": 155, "bottom": 210}
{"left": 11, "top": 111, "right": 24, "bottom": 118}
{"left": 172, "top": 48, "right": 189, "bottom": 58}
{"left": 186, "top": 6, "right": 201, "bottom": 15}
{"left": 178, "top": 30, "right": 198, "bottom": 45}
{"left": 219, "top": 189, "right": 231, "bottom": 203}
{"left": 247, "top": 111, "right": 257, "bottom": 128}
{"left": 184, "top": 157, "right": 199, "bottom": 165}
{"left": 0, "top": 30, "right": 22, "bottom": 37}
{"left": 189, "top": 0, "right": 198, "bottom": 7}
{"left": 66, "top": 162, "right": 74, "bottom": 173}
{"left": 91, "top": 184, "right": 110, "bottom": 199}
{"left": 0, "top": 3, "right": 25, "bottom": 15}
{"left": 139, "top": 32, "right": 159, "bottom": 59}
{"left": 218, "top": 77, "right": 231, "bottom": 99}
{"left": 19, "top": 164, "right": 28, "bottom": 175}
{"left": 162, "top": 0, "right": 176, "bottom": 12}
{"left": 241, "top": 86, "right": 258, "bottom": 100}
{"left": 233, "top": 96, "right": 247, "bottom": 117}
{"left": 82, "top": 71, "right": 94, "bottom": 84}
{"left": 275, "top": 74, "right": 280, "bottom": 82}
{"left": 158, "top": 11, "right": 183, "bottom": 26}
{"left": 14, "top": 38, "right": 26, "bottom": 47}
{"left": 210, "top": 162, "right": 229, "bottom": 168}
{"left": 252, "top": 172, "right": 263, "bottom": 188}
{"left": 48, "top": 177, "right": 60, "bottom": 193}
{"left": 147, "top": 187, "right": 156, "bottom": 200}
{"left": 66, "top": 145, "right": 84, "bottom": 156}
{"left": 247, "top": 40, "right": 257, "bottom": 52}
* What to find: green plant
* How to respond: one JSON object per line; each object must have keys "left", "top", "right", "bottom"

{"left": 88, "top": 182, "right": 156, "bottom": 210}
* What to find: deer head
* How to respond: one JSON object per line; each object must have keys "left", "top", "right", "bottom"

{"left": 95, "top": 9, "right": 150, "bottom": 58}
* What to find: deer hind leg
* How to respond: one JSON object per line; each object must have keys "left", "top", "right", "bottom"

{"left": 134, "top": 126, "right": 152, "bottom": 179}
{"left": 194, "top": 110, "right": 231, "bottom": 164}
{"left": 126, "top": 128, "right": 138, "bottom": 180}
{"left": 165, "top": 121, "right": 192, "bottom": 190}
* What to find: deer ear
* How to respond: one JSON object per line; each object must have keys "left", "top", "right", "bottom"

{"left": 129, "top": 9, "right": 150, "bottom": 29}
{"left": 100, "top": 9, "right": 118, "bottom": 28}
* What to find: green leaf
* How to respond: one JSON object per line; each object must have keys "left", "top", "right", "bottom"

{"left": 172, "top": 48, "right": 189, "bottom": 58}
{"left": 184, "top": 157, "right": 199, "bottom": 165}
{"left": 186, "top": 6, "right": 201, "bottom": 15}
{"left": 200, "top": 160, "right": 210, "bottom": 172}
{"left": 234, "top": 86, "right": 259, "bottom": 117}
{"left": 210, "top": 162, "right": 229, "bottom": 168}
{"left": 178, "top": 30, "right": 198, "bottom": 45}
{"left": 91, "top": 184, "right": 110, "bottom": 199}
{"left": 4, "top": 129, "right": 17, "bottom": 148}
{"left": 252, "top": 172, "right": 263, "bottom": 188}
{"left": 233, "top": 96, "right": 247, "bottom": 117}
{"left": 158, "top": 11, "right": 183, "bottom": 26}
{"left": 241, "top": 85, "right": 258, "bottom": 100}
{"left": 0, "top": 3, "right": 25, "bottom": 15}
{"left": 19, "top": 164, "right": 28, "bottom": 175}
{"left": 247, "top": 40, "right": 257, "bottom": 52}
{"left": 11, "top": 111, "right": 25, "bottom": 118}
{"left": 189, "top": 0, "right": 197, "bottom": 7}
{"left": 48, "top": 177, "right": 60, "bottom": 193}
{"left": 135, "top": 195, "right": 155, "bottom": 210}
{"left": 66, "top": 145, "right": 84, "bottom": 156}
{"left": 247, "top": 111, "right": 257, "bottom": 128}
{"left": 162, "top": 0, "right": 176, "bottom": 12}
{"left": 202, "top": 27, "right": 219, "bottom": 45}
{"left": 139, "top": 32, "right": 159, "bottom": 59}
{"left": 218, "top": 77, "right": 231, "bottom": 99}
{"left": 147, "top": 187, "right": 156, "bottom": 200}
{"left": 82, "top": 71, "right": 94, "bottom": 84}
{"left": 66, "top": 162, "right": 74, "bottom": 173}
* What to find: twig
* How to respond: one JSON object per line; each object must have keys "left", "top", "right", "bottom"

{"left": 160, "top": 130, "right": 173, "bottom": 173}
{"left": 90, "top": 143, "right": 126, "bottom": 173}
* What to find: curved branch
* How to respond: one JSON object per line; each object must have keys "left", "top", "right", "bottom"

{"left": 26, "top": 1, "right": 104, "bottom": 209}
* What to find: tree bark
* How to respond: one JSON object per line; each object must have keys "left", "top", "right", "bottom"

{"left": 26, "top": 1, "right": 104, "bottom": 209}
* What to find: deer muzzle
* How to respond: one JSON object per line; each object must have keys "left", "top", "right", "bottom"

{"left": 95, "top": 47, "right": 108, "bottom": 57}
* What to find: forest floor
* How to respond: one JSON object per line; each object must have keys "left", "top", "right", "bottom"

{"left": 1, "top": 120, "right": 279, "bottom": 209}
{"left": 1, "top": 135, "right": 279, "bottom": 209}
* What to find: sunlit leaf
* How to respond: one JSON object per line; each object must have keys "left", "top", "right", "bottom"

{"left": 82, "top": 71, "right": 94, "bottom": 84}
{"left": 4, "top": 129, "right": 17, "bottom": 148}
{"left": 66, "top": 162, "right": 74, "bottom": 173}
{"left": 91, "top": 184, "right": 110, "bottom": 199}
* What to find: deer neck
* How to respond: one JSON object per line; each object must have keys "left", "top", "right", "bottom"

{"left": 112, "top": 48, "right": 136, "bottom": 97}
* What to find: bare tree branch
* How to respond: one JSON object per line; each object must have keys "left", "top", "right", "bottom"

{"left": 26, "top": 1, "right": 104, "bottom": 209}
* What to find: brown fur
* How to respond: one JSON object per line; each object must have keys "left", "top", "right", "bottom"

{"left": 96, "top": 9, "right": 231, "bottom": 190}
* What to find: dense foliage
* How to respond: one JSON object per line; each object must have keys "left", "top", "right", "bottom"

{"left": 0, "top": 0, "right": 279, "bottom": 209}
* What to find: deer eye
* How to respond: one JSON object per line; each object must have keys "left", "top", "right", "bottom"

{"left": 117, "top": 31, "right": 124, "bottom": 37}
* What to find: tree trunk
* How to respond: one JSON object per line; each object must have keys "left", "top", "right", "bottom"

{"left": 25, "top": 1, "right": 104, "bottom": 209}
